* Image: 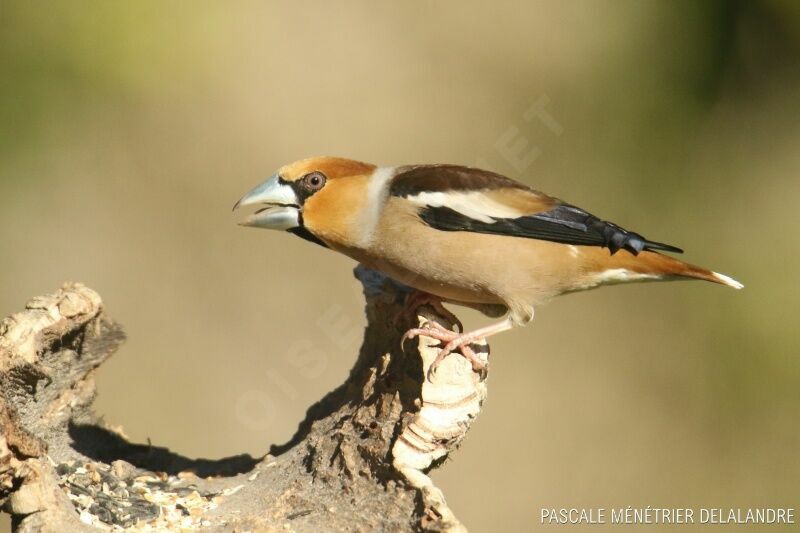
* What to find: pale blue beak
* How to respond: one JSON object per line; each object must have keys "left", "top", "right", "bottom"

{"left": 233, "top": 175, "right": 301, "bottom": 230}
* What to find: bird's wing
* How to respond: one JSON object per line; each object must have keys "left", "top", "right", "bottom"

{"left": 391, "top": 165, "right": 683, "bottom": 255}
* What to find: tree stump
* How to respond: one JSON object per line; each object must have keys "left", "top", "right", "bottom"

{"left": 0, "top": 266, "right": 490, "bottom": 531}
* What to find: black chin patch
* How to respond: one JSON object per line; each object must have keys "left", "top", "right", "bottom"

{"left": 288, "top": 210, "right": 329, "bottom": 249}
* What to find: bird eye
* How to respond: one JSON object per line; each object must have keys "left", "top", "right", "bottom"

{"left": 304, "top": 171, "right": 326, "bottom": 191}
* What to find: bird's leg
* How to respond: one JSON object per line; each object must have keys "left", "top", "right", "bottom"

{"left": 403, "top": 317, "right": 515, "bottom": 380}
{"left": 394, "top": 290, "right": 463, "bottom": 333}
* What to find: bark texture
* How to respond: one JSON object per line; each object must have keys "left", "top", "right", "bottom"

{"left": 0, "top": 267, "right": 490, "bottom": 532}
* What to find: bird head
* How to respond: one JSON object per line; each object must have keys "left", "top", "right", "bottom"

{"left": 233, "top": 156, "right": 377, "bottom": 246}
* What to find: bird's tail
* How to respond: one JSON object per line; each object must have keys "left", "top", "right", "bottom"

{"left": 586, "top": 249, "right": 744, "bottom": 289}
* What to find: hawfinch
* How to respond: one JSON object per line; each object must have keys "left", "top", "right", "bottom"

{"left": 234, "top": 156, "right": 742, "bottom": 376}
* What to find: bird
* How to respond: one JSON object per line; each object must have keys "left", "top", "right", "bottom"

{"left": 233, "top": 156, "right": 743, "bottom": 377}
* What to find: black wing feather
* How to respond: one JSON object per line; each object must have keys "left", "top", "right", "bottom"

{"left": 418, "top": 204, "right": 683, "bottom": 255}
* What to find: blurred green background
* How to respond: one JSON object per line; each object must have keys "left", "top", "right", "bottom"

{"left": 2, "top": 1, "right": 799, "bottom": 531}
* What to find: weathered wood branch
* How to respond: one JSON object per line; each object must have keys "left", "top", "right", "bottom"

{"left": 0, "top": 267, "right": 489, "bottom": 531}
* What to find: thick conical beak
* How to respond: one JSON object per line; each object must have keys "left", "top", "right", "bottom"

{"left": 233, "top": 175, "right": 301, "bottom": 230}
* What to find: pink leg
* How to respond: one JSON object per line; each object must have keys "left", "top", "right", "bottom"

{"left": 402, "top": 317, "right": 515, "bottom": 380}
{"left": 394, "top": 291, "right": 463, "bottom": 333}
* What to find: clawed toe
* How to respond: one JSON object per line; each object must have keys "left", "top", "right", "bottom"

{"left": 426, "top": 342, "right": 487, "bottom": 381}
{"left": 400, "top": 321, "right": 455, "bottom": 348}
{"left": 401, "top": 322, "right": 488, "bottom": 381}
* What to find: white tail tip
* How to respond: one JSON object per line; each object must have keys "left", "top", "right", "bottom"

{"left": 713, "top": 272, "right": 744, "bottom": 289}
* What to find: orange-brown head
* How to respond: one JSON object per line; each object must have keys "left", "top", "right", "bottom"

{"left": 233, "top": 156, "right": 378, "bottom": 247}
{"left": 276, "top": 156, "right": 376, "bottom": 182}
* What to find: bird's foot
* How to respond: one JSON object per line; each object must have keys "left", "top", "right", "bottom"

{"left": 402, "top": 321, "right": 487, "bottom": 381}
{"left": 394, "top": 292, "right": 463, "bottom": 333}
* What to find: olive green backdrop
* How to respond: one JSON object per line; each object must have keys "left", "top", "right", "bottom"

{"left": 2, "top": 1, "right": 798, "bottom": 532}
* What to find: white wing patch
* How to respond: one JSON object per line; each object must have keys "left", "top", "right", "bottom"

{"left": 357, "top": 166, "right": 396, "bottom": 247}
{"left": 407, "top": 191, "right": 524, "bottom": 223}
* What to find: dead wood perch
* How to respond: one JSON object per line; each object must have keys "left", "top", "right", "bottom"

{"left": 0, "top": 266, "right": 490, "bottom": 532}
